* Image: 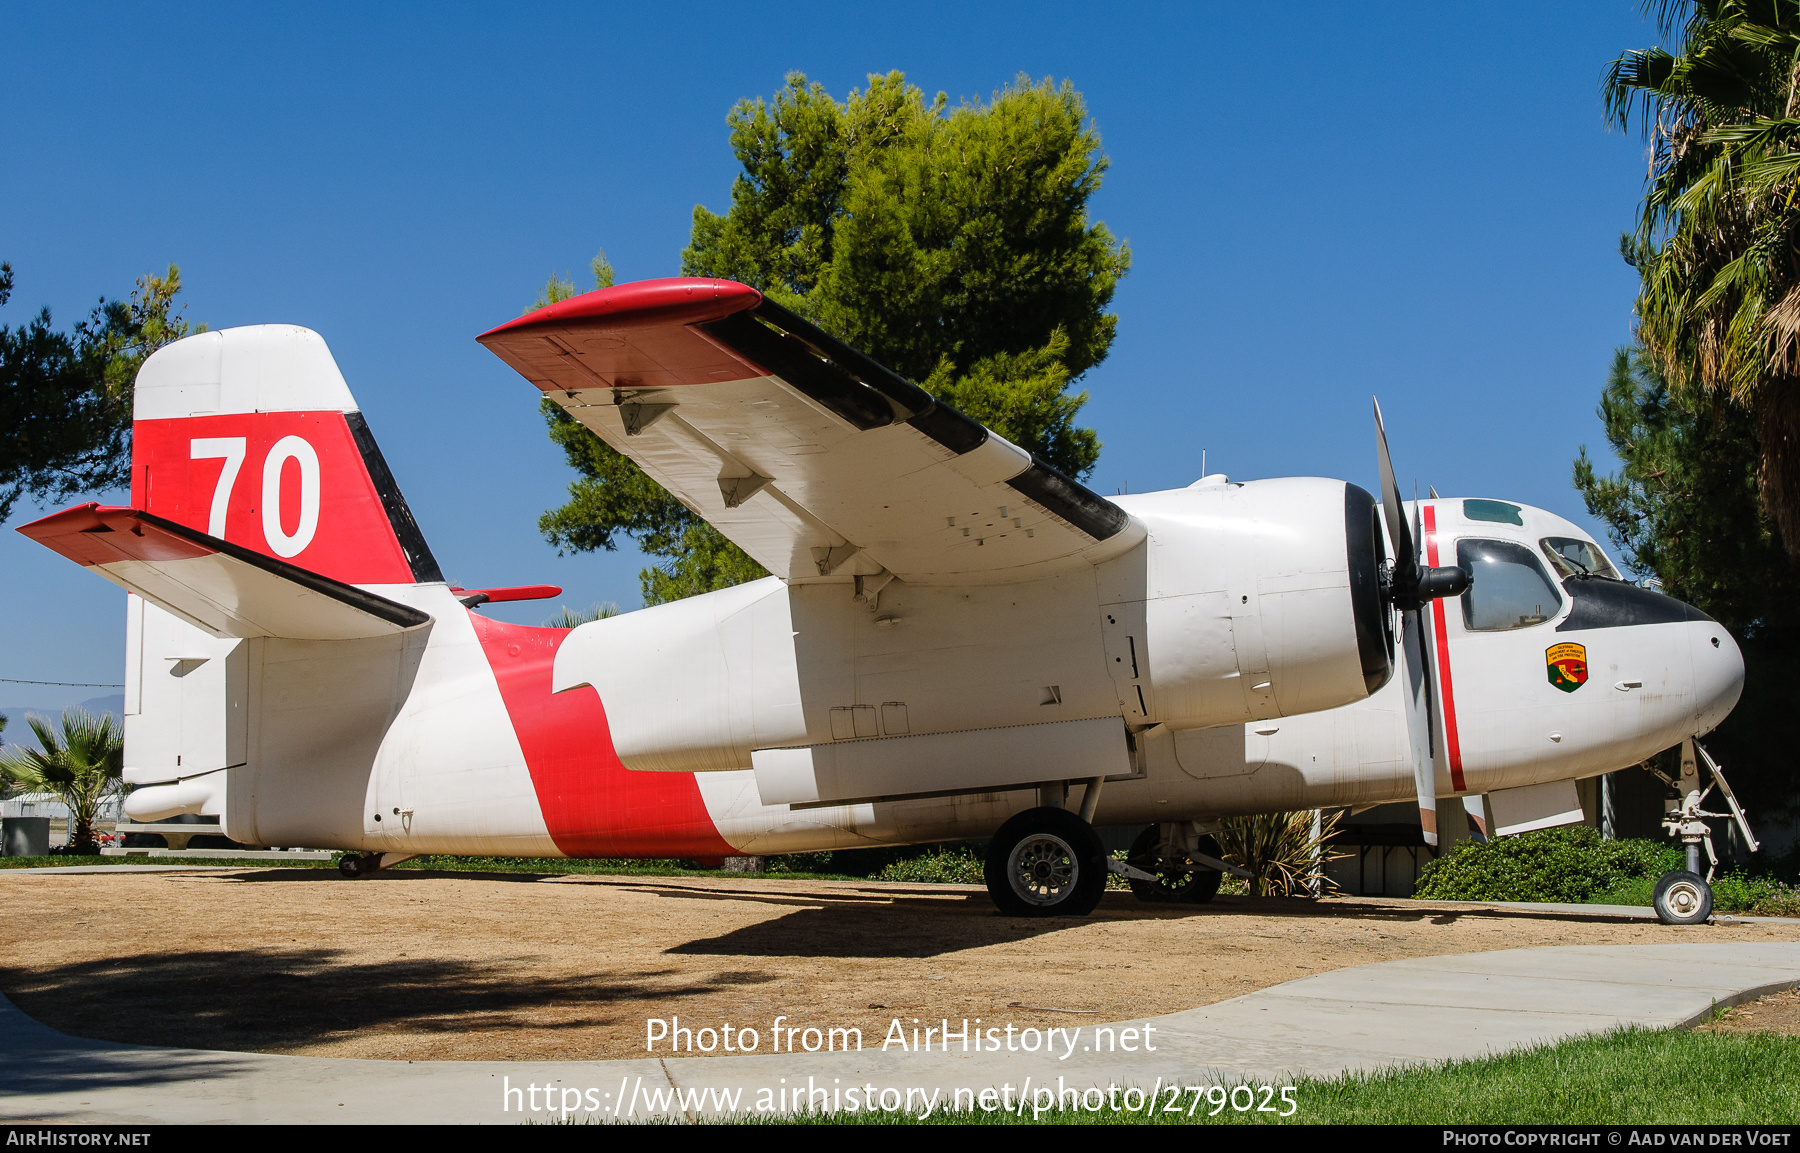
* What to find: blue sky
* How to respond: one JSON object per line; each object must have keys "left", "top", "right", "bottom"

{"left": 3, "top": 2, "right": 1663, "bottom": 708}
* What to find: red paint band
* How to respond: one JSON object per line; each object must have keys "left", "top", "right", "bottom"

{"left": 469, "top": 612, "right": 738, "bottom": 859}
{"left": 1423, "top": 505, "right": 1466, "bottom": 793}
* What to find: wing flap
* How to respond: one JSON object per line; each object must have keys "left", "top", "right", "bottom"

{"left": 19, "top": 504, "right": 431, "bottom": 640}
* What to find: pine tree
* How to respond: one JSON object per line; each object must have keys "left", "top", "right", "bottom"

{"left": 539, "top": 73, "right": 1129, "bottom": 604}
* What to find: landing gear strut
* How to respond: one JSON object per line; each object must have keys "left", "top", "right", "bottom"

{"left": 1644, "top": 737, "right": 1758, "bottom": 926}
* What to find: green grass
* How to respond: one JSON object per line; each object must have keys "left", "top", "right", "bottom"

{"left": 718, "top": 1027, "right": 1800, "bottom": 1124}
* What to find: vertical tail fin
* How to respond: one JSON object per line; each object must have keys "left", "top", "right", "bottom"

{"left": 129, "top": 325, "right": 441, "bottom": 586}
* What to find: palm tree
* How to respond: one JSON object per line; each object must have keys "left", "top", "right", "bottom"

{"left": 0, "top": 709, "right": 123, "bottom": 854}
{"left": 1608, "top": 0, "right": 1800, "bottom": 556}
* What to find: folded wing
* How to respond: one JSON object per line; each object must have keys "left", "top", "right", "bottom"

{"left": 477, "top": 278, "right": 1141, "bottom": 585}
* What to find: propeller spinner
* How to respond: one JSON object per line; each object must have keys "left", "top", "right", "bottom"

{"left": 1374, "top": 400, "right": 1471, "bottom": 612}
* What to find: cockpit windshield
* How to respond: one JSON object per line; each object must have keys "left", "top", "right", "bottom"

{"left": 1457, "top": 538, "right": 1562, "bottom": 630}
{"left": 1541, "top": 537, "right": 1621, "bottom": 580}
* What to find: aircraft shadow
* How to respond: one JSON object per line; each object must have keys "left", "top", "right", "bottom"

{"left": 0, "top": 948, "right": 766, "bottom": 1056}
{"left": 667, "top": 900, "right": 1089, "bottom": 958}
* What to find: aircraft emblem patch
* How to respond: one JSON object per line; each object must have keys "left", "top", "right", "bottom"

{"left": 1546, "top": 642, "right": 1588, "bottom": 693}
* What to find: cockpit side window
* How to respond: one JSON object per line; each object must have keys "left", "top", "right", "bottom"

{"left": 1540, "top": 536, "right": 1622, "bottom": 580}
{"left": 1457, "top": 538, "right": 1563, "bottom": 631}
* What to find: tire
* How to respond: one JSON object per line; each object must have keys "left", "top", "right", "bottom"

{"left": 1653, "top": 869, "right": 1713, "bottom": 925}
{"left": 985, "top": 807, "right": 1108, "bottom": 917}
{"left": 1126, "top": 825, "right": 1225, "bottom": 905}
{"left": 339, "top": 853, "right": 373, "bottom": 878}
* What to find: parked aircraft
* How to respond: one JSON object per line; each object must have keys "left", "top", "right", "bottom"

{"left": 17, "top": 278, "right": 1747, "bottom": 924}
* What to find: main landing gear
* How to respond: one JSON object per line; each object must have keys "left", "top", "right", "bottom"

{"left": 982, "top": 774, "right": 1252, "bottom": 917}
{"left": 985, "top": 806, "right": 1109, "bottom": 917}
{"left": 1122, "top": 825, "right": 1227, "bottom": 905}
{"left": 1643, "top": 737, "right": 1759, "bottom": 926}
{"left": 338, "top": 852, "right": 414, "bottom": 878}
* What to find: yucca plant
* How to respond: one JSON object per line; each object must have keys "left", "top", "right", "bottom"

{"left": 0, "top": 709, "right": 124, "bottom": 854}
{"left": 542, "top": 602, "right": 621, "bottom": 628}
{"left": 1215, "top": 809, "right": 1346, "bottom": 897}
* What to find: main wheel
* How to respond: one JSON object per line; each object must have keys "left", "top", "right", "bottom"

{"left": 985, "top": 807, "right": 1108, "bottom": 917}
{"left": 339, "top": 853, "right": 375, "bottom": 878}
{"left": 1653, "top": 869, "right": 1712, "bottom": 925}
{"left": 1125, "top": 825, "right": 1224, "bottom": 905}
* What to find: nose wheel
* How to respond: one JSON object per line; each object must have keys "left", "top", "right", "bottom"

{"left": 984, "top": 807, "right": 1108, "bottom": 917}
{"left": 1652, "top": 870, "right": 1713, "bottom": 926}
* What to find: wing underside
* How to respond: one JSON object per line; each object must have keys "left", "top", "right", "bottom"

{"left": 477, "top": 279, "right": 1141, "bottom": 585}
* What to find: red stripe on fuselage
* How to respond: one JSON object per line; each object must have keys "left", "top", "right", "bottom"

{"left": 468, "top": 612, "right": 737, "bottom": 858}
{"left": 1422, "top": 505, "right": 1467, "bottom": 792}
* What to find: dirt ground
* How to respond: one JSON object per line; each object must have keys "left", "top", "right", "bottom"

{"left": 4, "top": 867, "right": 1798, "bottom": 1063}
{"left": 1698, "top": 988, "right": 1800, "bottom": 1037}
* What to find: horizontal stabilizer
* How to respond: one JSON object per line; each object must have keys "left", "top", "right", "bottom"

{"left": 19, "top": 503, "right": 431, "bottom": 640}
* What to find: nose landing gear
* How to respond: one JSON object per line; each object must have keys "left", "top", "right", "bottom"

{"left": 1645, "top": 737, "right": 1758, "bottom": 926}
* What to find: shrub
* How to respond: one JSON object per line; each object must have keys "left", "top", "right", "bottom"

{"left": 1748, "top": 882, "right": 1800, "bottom": 917}
{"left": 1413, "top": 827, "right": 1684, "bottom": 903}
{"left": 874, "top": 848, "right": 984, "bottom": 884}
{"left": 761, "top": 851, "right": 845, "bottom": 875}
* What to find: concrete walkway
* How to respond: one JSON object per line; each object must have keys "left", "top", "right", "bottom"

{"left": 4, "top": 942, "right": 1797, "bottom": 1123}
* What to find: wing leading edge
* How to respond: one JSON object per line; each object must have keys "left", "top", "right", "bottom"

{"left": 477, "top": 278, "right": 1141, "bottom": 585}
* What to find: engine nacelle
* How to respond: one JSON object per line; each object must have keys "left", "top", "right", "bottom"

{"left": 566, "top": 477, "right": 1392, "bottom": 781}
{"left": 1102, "top": 478, "right": 1388, "bottom": 730}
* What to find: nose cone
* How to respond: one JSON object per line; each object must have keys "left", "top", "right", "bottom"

{"left": 1691, "top": 622, "right": 1745, "bottom": 735}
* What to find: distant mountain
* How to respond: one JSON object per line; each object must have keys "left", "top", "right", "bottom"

{"left": 1, "top": 695, "right": 126, "bottom": 753}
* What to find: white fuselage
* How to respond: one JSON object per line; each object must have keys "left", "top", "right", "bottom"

{"left": 121, "top": 484, "right": 1742, "bottom": 859}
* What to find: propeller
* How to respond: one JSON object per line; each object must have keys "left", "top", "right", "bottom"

{"left": 1374, "top": 399, "right": 1472, "bottom": 847}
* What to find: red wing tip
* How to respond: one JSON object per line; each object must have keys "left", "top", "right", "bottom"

{"left": 17, "top": 502, "right": 128, "bottom": 536}
{"left": 476, "top": 278, "right": 762, "bottom": 342}
{"left": 450, "top": 584, "right": 564, "bottom": 603}
{"left": 18, "top": 503, "right": 217, "bottom": 565}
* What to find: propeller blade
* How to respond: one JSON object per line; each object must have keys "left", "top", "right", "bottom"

{"left": 1399, "top": 604, "right": 1438, "bottom": 847}
{"left": 1373, "top": 399, "right": 1418, "bottom": 589}
{"left": 1462, "top": 795, "right": 1489, "bottom": 844}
